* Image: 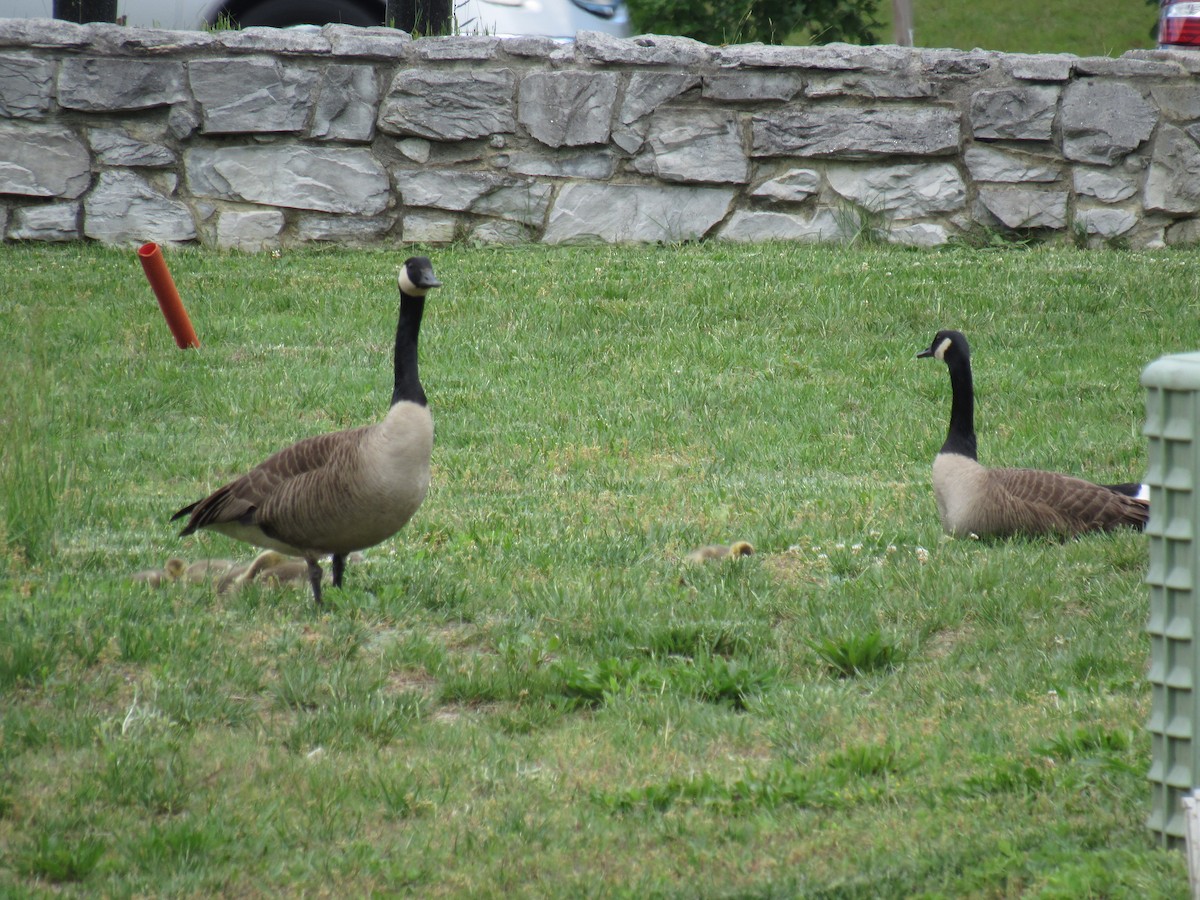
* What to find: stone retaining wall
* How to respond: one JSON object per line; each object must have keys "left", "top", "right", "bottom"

{"left": 2, "top": 17, "right": 1199, "bottom": 249}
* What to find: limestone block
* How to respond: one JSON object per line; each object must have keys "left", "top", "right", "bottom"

{"left": 186, "top": 145, "right": 389, "bottom": 215}
{"left": 1076, "top": 208, "right": 1137, "bottom": 237}
{"left": 1145, "top": 124, "right": 1200, "bottom": 214}
{"left": 472, "top": 182, "right": 552, "bottom": 226}
{"left": 83, "top": 170, "right": 196, "bottom": 244}
{"left": 471, "top": 219, "right": 532, "bottom": 244}
{"left": 518, "top": 71, "right": 618, "bottom": 147}
{"left": 168, "top": 105, "right": 201, "bottom": 140}
{"left": 0, "top": 53, "right": 54, "bottom": 117}
{"left": 618, "top": 72, "right": 699, "bottom": 124}
{"left": 977, "top": 187, "right": 1068, "bottom": 229}
{"left": 216, "top": 209, "right": 284, "bottom": 250}
{"left": 403, "top": 210, "right": 457, "bottom": 243}
{"left": 0, "top": 17, "right": 92, "bottom": 50}
{"left": 88, "top": 128, "right": 175, "bottom": 168}
{"left": 324, "top": 24, "right": 411, "bottom": 59}
{"left": 214, "top": 26, "right": 329, "bottom": 54}
{"left": 1151, "top": 84, "right": 1200, "bottom": 120}
{"left": 751, "top": 106, "right": 960, "bottom": 158}
{"left": 1004, "top": 54, "right": 1074, "bottom": 81}
{"left": 58, "top": 57, "right": 186, "bottom": 111}
{"left": 1062, "top": 81, "right": 1157, "bottom": 164}
{"left": 719, "top": 42, "right": 912, "bottom": 71}
{"left": 311, "top": 65, "right": 379, "bottom": 142}
{"left": 890, "top": 223, "right": 949, "bottom": 247}
{"left": 0, "top": 123, "right": 90, "bottom": 198}
{"left": 804, "top": 73, "right": 936, "bottom": 100}
{"left": 8, "top": 202, "right": 80, "bottom": 241}
{"left": 189, "top": 58, "right": 318, "bottom": 134}
{"left": 394, "top": 170, "right": 503, "bottom": 211}
{"left": 1073, "top": 168, "right": 1138, "bottom": 203}
{"left": 718, "top": 208, "right": 845, "bottom": 243}
{"left": 636, "top": 108, "right": 748, "bottom": 184}
{"left": 575, "top": 31, "right": 712, "bottom": 67}
{"left": 544, "top": 183, "right": 733, "bottom": 244}
{"left": 378, "top": 69, "right": 516, "bottom": 141}
{"left": 409, "top": 35, "right": 500, "bottom": 61}
{"left": 965, "top": 146, "right": 1060, "bottom": 183}
{"left": 1166, "top": 218, "right": 1200, "bottom": 246}
{"left": 702, "top": 72, "right": 803, "bottom": 102}
{"left": 296, "top": 214, "right": 395, "bottom": 243}
{"left": 505, "top": 151, "right": 616, "bottom": 180}
{"left": 751, "top": 169, "right": 821, "bottom": 203}
{"left": 826, "top": 162, "right": 965, "bottom": 219}
{"left": 969, "top": 86, "right": 1058, "bottom": 141}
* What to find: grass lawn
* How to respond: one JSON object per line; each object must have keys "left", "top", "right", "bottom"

{"left": 871, "top": 0, "right": 1160, "bottom": 56}
{"left": 2, "top": 240, "right": 1198, "bottom": 895}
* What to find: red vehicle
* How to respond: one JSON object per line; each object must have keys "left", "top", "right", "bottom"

{"left": 1159, "top": 0, "right": 1200, "bottom": 48}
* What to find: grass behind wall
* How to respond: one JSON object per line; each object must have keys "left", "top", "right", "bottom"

{"left": 1, "top": 241, "right": 1199, "bottom": 895}
{"left": 870, "top": 0, "right": 1159, "bottom": 55}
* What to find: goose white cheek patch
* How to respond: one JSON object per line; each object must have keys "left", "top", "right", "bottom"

{"left": 398, "top": 268, "right": 424, "bottom": 296}
{"left": 934, "top": 337, "right": 953, "bottom": 361}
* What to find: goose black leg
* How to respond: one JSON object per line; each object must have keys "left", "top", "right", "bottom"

{"left": 331, "top": 553, "right": 347, "bottom": 589}
{"left": 306, "top": 557, "right": 324, "bottom": 606}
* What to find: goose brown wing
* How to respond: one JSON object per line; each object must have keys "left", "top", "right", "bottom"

{"left": 173, "top": 428, "right": 363, "bottom": 535}
{"left": 989, "top": 467, "right": 1149, "bottom": 535}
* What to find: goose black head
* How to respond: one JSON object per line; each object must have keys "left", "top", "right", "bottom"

{"left": 398, "top": 256, "right": 442, "bottom": 297}
{"left": 917, "top": 329, "right": 969, "bottom": 364}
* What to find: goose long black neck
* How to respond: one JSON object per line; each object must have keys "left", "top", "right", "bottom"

{"left": 391, "top": 293, "right": 426, "bottom": 407}
{"left": 941, "top": 350, "right": 978, "bottom": 460}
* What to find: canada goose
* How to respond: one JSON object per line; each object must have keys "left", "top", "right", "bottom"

{"left": 685, "top": 541, "right": 755, "bottom": 564}
{"left": 173, "top": 256, "right": 442, "bottom": 605}
{"left": 917, "top": 329, "right": 1148, "bottom": 539}
{"left": 130, "top": 557, "right": 187, "bottom": 587}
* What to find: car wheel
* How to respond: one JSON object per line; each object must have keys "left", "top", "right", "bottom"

{"left": 229, "top": 0, "right": 382, "bottom": 27}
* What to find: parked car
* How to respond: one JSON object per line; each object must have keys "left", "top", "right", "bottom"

{"left": 0, "top": 0, "right": 630, "bottom": 40}
{"left": 1159, "top": 0, "right": 1200, "bottom": 48}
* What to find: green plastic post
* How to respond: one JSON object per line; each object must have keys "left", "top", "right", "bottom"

{"left": 1143, "top": 352, "right": 1200, "bottom": 847}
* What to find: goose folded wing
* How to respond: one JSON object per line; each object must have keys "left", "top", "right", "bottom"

{"left": 990, "top": 467, "right": 1148, "bottom": 534}
{"left": 175, "top": 429, "right": 358, "bottom": 533}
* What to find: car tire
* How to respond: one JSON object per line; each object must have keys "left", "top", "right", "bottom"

{"left": 229, "top": 0, "right": 382, "bottom": 27}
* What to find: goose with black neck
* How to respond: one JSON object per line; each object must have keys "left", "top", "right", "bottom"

{"left": 917, "top": 329, "right": 1148, "bottom": 539}
{"left": 172, "top": 256, "right": 442, "bottom": 605}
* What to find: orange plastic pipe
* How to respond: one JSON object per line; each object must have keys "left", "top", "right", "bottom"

{"left": 138, "top": 242, "right": 200, "bottom": 349}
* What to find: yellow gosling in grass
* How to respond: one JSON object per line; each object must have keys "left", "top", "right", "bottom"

{"left": 685, "top": 541, "right": 755, "bottom": 564}
{"left": 184, "top": 558, "right": 236, "bottom": 584}
{"left": 215, "top": 550, "right": 290, "bottom": 594}
{"left": 130, "top": 557, "right": 187, "bottom": 587}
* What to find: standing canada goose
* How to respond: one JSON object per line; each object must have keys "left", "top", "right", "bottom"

{"left": 172, "top": 256, "right": 442, "bottom": 605}
{"left": 917, "top": 329, "right": 1148, "bottom": 539}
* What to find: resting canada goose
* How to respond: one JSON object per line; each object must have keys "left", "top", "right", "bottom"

{"left": 917, "top": 329, "right": 1148, "bottom": 539}
{"left": 685, "top": 541, "right": 755, "bottom": 564}
{"left": 173, "top": 256, "right": 442, "bottom": 605}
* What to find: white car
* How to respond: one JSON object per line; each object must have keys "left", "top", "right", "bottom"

{"left": 0, "top": 0, "right": 630, "bottom": 40}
